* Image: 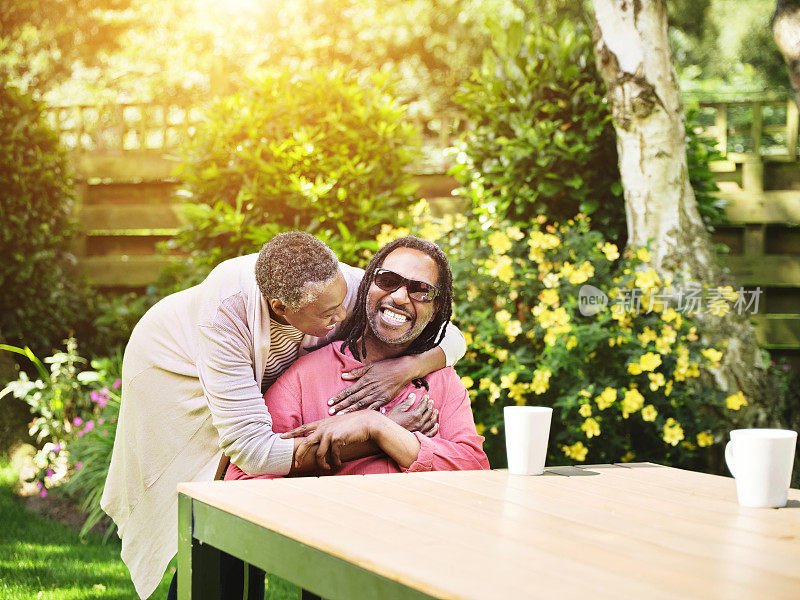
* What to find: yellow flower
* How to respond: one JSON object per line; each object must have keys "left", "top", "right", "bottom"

{"left": 496, "top": 310, "right": 512, "bottom": 325}
{"left": 595, "top": 387, "right": 617, "bottom": 410}
{"left": 661, "top": 307, "right": 681, "bottom": 325}
{"left": 461, "top": 376, "right": 474, "bottom": 389}
{"left": 664, "top": 380, "right": 673, "bottom": 396}
{"left": 627, "top": 362, "right": 643, "bottom": 375}
{"left": 621, "top": 388, "right": 645, "bottom": 418}
{"left": 701, "top": 348, "right": 723, "bottom": 365}
{"left": 638, "top": 327, "right": 657, "bottom": 346}
{"left": 500, "top": 372, "right": 517, "bottom": 389}
{"left": 581, "top": 417, "right": 601, "bottom": 438}
{"left": 725, "top": 391, "right": 748, "bottom": 411}
{"left": 662, "top": 418, "right": 685, "bottom": 446}
{"left": 634, "top": 269, "right": 661, "bottom": 293}
{"left": 539, "top": 288, "right": 560, "bottom": 307}
{"left": 531, "top": 368, "right": 551, "bottom": 395}
{"left": 410, "top": 199, "right": 430, "bottom": 218}
{"left": 466, "top": 283, "right": 479, "bottom": 302}
{"left": 636, "top": 247, "right": 651, "bottom": 262}
{"left": 639, "top": 352, "right": 662, "bottom": 372}
{"left": 696, "top": 431, "right": 714, "bottom": 447}
{"left": 561, "top": 441, "right": 588, "bottom": 462}
{"left": 495, "top": 348, "right": 509, "bottom": 361}
{"left": 641, "top": 404, "right": 658, "bottom": 422}
{"left": 602, "top": 243, "right": 619, "bottom": 260}
{"left": 419, "top": 221, "right": 443, "bottom": 242}
{"left": 475, "top": 423, "right": 486, "bottom": 435}
{"left": 566, "top": 336, "right": 577, "bottom": 350}
{"left": 376, "top": 224, "right": 410, "bottom": 247}
{"left": 708, "top": 299, "right": 730, "bottom": 317}
{"left": 579, "top": 403, "right": 592, "bottom": 418}
{"left": 579, "top": 389, "right": 592, "bottom": 398}
{"left": 486, "top": 255, "right": 514, "bottom": 283}
{"left": 490, "top": 426, "right": 498, "bottom": 434}
{"left": 463, "top": 331, "right": 474, "bottom": 347}
{"left": 503, "top": 320, "right": 522, "bottom": 342}
{"left": 648, "top": 372, "right": 665, "bottom": 391}
{"left": 506, "top": 226, "right": 525, "bottom": 241}
{"left": 488, "top": 230, "right": 513, "bottom": 254}
{"left": 619, "top": 451, "right": 636, "bottom": 463}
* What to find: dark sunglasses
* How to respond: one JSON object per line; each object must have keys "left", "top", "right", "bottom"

{"left": 373, "top": 268, "right": 439, "bottom": 303}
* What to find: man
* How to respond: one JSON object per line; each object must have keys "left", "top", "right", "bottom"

{"left": 226, "top": 236, "right": 489, "bottom": 479}
{"left": 101, "top": 232, "right": 466, "bottom": 599}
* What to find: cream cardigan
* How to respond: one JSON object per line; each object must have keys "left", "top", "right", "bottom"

{"left": 100, "top": 254, "right": 465, "bottom": 598}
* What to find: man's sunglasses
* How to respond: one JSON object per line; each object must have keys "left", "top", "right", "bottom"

{"left": 373, "top": 268, "right": 439, "bottom": 303}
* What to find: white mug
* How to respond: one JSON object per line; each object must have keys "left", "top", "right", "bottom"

{"left": 504, "top": 406, "right": 552, "bottom": 475}
{"left": 725, "top": 428, "right": 797, "bottom": 508}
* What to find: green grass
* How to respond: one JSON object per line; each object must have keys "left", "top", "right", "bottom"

{"left": 0, "top": 460, "right": 297, "bottom": 599}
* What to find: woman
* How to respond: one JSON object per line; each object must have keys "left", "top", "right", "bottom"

{"left": 100, "top": 232, "right": 466, "bottom": 599}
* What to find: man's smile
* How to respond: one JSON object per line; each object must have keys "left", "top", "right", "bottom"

{"left": 379, "top": 305, "right": 412, "bottom": 326}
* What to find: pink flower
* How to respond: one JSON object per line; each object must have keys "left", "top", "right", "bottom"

{"left": 36, "top": 481, "right": 43, "bottom": 490}
{"left": 77, "top": 431, "right": 85, "bottom": 437}
{"left": 75, "top": 462, "right": 83, "bottom": 469}
{"left": 98, "top": 418, "right": 105, "bottom": 425}
{"left": 51, "top": 444, "right": 62, "bottom": 454}
{"left": 46, "top": 469, "right": 54, "bottom": 478}
{"left": 100, "top": 387, "right": 110, "bottom": 396}
{"left": 84, "top": 421, "right": 95, "bottom": 432}
{"left": 102, "top": 430, "right": 109, "bottom": 436}
{"left": 73, "top": 417, "right": 83, "bottom": 426}
{"left": 97, "top": 397, "right": 108, "bottom": 408}
{"left": 91, "top": 390, "right": 100, "bottom": 402}
{"left": 40, "top": 489, "right": 48, "bottom": 498}
{"left": 113, "top": 379, "right": 121, "bottom": 389}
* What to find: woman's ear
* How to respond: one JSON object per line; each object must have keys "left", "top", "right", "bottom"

{"left": 269, "top": 298, "right": 287, "bottom": 318}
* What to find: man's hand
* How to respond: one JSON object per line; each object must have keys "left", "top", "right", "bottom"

{"left": 384, "top": 394, "right": 439, "bottom": 438}
{"left": 280, "top": 411, "right": 381, "bottom": 471}
{"left": 327, "top": 356, "right": 416, "bottom": 414}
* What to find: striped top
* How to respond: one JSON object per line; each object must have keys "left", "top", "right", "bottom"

{"left": 262, "top": 318, "right": 306, "bottom": 394}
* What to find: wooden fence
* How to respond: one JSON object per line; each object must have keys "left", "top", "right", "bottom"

{"left": 45, "top": 96, "right": 800, "bottom": 355}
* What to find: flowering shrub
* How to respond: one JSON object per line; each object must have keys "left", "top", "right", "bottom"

{"left": 379, "top": 203, "right": 751, "bottom": 469}
{"left": 0, "top": 340, "right": 120, "bottom": 522}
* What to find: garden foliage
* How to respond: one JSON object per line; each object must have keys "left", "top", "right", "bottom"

{"left": 0, "top": 340, "right": 121, "bottom": 538}
{"left": 168, "top": 66, "right": 420, "bottom": 281}
{"left": 372, "top": 8, "right": 743, "bottom": 469}
{"left": 0, "top": 84, "right": 90, "bottom": 359}
{"left": 380, "top": 205, "right": 750, "bottom": 469}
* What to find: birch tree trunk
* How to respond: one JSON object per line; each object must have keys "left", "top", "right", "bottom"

{"left": 591, "top": 0, "right": 770, "bottom": 411}
{"left": 772, "top": 0, "right": 800, "bottom": 112}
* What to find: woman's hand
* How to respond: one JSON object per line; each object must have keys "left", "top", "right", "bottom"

{"left": 384, "top": 394, "right": 439, "bottom": 438}
{"left": 280, "top": 411, "right": 381, "bottom": 471}
{"left": 327, "top": 356, "right": 417, "bottom": 414}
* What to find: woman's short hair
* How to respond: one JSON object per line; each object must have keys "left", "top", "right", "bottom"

{"left": 255, "top": 232, "right": 339, "bottom": 310}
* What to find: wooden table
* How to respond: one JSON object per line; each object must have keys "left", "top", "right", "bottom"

{"left": 177, "top": 464, "right": 800, "bottom": 599}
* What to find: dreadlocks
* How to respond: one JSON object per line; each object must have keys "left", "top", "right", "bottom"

{"left": 337, "top": 236, "right": 454, "bottom": 363}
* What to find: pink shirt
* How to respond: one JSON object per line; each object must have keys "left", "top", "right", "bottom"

{"left": 226, "top": 342, "right": 489, "bottom": 479}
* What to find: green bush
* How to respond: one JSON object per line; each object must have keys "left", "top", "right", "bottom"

{"left": 450, "top": 10, "right": 727, "bottom": 245}
{"left": 168, "top": 66, "right": 420, "bottom": 276}
{"left": 0, "top": 83, "right": 90, "bottom": 358}
{"left": 450, "top": 15, "right": 624, "bottom": 239}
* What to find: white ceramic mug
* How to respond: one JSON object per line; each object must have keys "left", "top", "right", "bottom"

{"left": 504, "top": 406, "right": 552, "bottom": 475}
{"left": 725, "top": 428, "right": 797, "bottom": 508}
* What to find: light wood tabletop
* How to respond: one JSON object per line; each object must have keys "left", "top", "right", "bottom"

{"left": 177, "top": 464, "right": 800, "bottom": 600}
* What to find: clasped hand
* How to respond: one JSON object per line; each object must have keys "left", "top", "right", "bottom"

{"left": 280, "top": 394, "right": 438, "bottom": 471}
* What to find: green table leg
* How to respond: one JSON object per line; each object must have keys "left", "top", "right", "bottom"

{"left": 178, "top": 493, "right": 221, "bottom": 600}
